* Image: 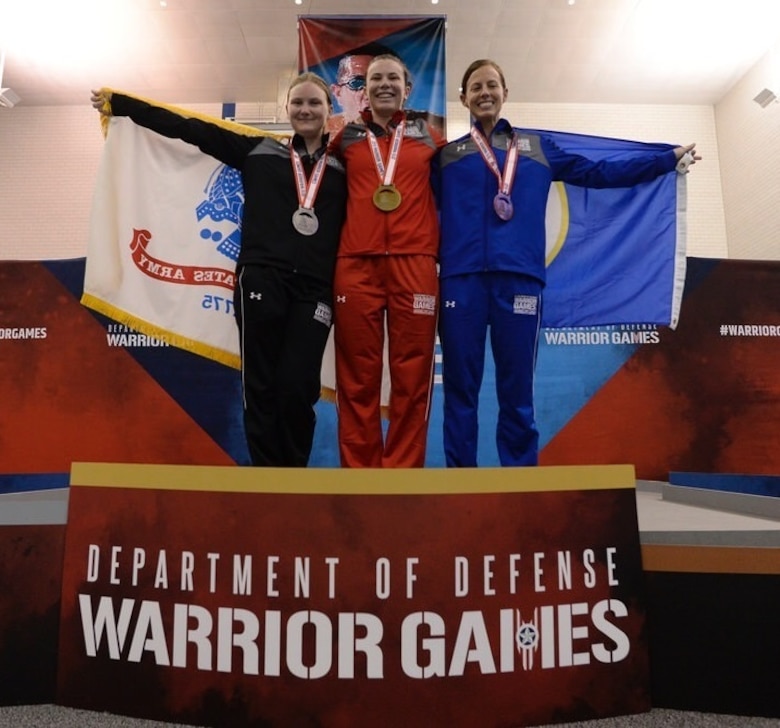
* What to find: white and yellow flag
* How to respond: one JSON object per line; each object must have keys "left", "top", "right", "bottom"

{"left": 83, "top": 98, "right": 276, "bottom": 369}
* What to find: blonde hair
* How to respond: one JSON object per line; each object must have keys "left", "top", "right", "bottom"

{"left": 287, "top": 72, "right": 333, "bottom": 107}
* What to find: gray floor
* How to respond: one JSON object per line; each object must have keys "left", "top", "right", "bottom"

{"left": 0, "top": 705, "right": 778, "bottom": 727}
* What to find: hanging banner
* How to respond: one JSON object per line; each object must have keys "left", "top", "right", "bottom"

{"left": 2, "top": 257, "right": 778, "bottom": 474}
{"left": 298, "top": 15, "right": 446, "bottom": 136}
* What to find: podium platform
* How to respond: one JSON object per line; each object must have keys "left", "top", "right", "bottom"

{"left": 54, "top": 462, "right": 650, "bottom": 728}
{"left": 3, "top": 467, "right": 779, "bottom": 724}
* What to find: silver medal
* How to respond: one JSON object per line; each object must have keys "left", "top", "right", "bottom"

{"left": 292, "top": 207, "right": 319, "bottom": 236}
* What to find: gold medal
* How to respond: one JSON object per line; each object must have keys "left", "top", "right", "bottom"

{"left": 372, "top": 184, "right": 402, "bottom": 212}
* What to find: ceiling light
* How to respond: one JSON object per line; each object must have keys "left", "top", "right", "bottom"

{"left": 0, "top": 88, "right": 21, "bottom": 108}
{"left": 0, "top": 49, "right": 20, "bottom": 108}
{"left": 753, "top": 88, "right": 777, "bottom": 108}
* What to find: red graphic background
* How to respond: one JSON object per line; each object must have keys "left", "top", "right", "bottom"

{"left": 0, "top": 261, "right": 239, "bottom": 474}
{"left": 298, "top": 17, "right": 430, "bottom": 65}
{"left": 58, "top": 482, "right": 649, "bottom": 727}
{"left": 541, "top": 260, "right": 780, "bottom": 479}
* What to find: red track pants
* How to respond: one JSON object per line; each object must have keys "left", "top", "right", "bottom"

{"left": 333, "top": 254, "right": 438, "bottom": 467}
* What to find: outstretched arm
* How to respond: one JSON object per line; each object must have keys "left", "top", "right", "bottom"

{"left": 90, "top": 88, "right": 113, "bottom": 116}
{"left": 87, "top": 88, "right": 256, "bottom": 169}
{"left": 673, "top": 142, "right": 701, "bottom": 170}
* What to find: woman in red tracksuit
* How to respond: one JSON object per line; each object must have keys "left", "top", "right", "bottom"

{"left": 329, "top": 54, "right": 446, "bottom": 467}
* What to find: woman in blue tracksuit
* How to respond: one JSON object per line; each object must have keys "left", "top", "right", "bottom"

{"left": 436, "top": 59, "right": 698, "bottom": 467}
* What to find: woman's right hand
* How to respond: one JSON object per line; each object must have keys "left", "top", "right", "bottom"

{"left": 90, "top": 88, "right": 112, "bottom": 115}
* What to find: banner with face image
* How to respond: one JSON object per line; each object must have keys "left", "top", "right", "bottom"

{"left": 298, "top": 15, "right": 447, "bottom": 137}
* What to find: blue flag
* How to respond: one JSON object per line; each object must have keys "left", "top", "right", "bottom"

{"left": 538, "top": 130, "right": 686, "bottom": 329}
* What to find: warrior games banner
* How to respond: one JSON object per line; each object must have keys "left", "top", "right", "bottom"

{"left": 537, "top": 258, "right": 780, "bottom": 480}
{"left": 0, "top": 258, "right": 250, "bottom": 476}
{"left": 58, "top": 463, "right": 650, "bottom": 727}
{"left": 1, "top": 257, "right": 778, "bottom": 475}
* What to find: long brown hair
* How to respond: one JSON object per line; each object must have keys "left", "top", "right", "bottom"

{"left": 367, "top": 53, "right": 412, "bottom": 87}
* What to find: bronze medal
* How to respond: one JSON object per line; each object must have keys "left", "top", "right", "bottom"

{"left": 372, "top": 184, "right": 402, "bottom": 212}
{"left": 493, "top": 192, "right": 514, "bottom": 221}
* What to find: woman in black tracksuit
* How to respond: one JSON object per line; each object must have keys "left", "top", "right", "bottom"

{"left": 91, "top": 74, "right": 347, "bottom": 466}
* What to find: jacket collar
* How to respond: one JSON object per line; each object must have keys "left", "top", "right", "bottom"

{"left": 473, "top": 117, "right": 512, "bottom": 139}
{"left": 361, "top": 108, "right": 407, "bottom": 132}
{"left": 291, "top": 132, "right": 329, "bottom": 159}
